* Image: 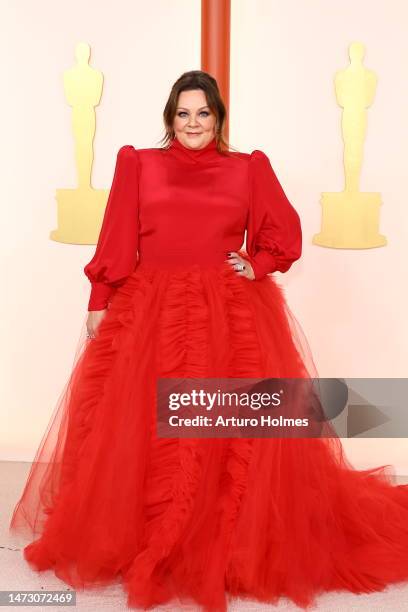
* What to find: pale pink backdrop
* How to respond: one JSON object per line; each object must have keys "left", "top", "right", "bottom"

{"left": 1, "top": 0, "right": 407, "bottom": 472}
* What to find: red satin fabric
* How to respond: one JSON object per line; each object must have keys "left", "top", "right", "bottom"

{"left": 83, "top": 135, "right": 302, "bottom": 310}
{"left": 9, "top": 136, "right": 408, "bottom": 611}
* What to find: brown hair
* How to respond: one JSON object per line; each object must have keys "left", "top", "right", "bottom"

{"left": 158, "top": 70, "right": 237, "bottom": 155}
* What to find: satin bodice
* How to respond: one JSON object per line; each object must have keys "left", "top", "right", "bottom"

{"left": 137, "top": 136, "right": 249, "bottom": 267}
{"left": 84, "top": 135, "right": 302, "bottom": 310}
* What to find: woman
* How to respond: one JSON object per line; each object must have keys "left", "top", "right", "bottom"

{"left": 10, "top": 70, "right": 408, "bottom": 611}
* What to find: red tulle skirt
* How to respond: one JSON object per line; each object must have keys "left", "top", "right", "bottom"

{"left": 9, "top": 259, "right": 408, "bottom": 611}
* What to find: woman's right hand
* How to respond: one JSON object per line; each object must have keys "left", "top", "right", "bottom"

{"left": 86, "top": 309, "right": 107, "bottom": 339}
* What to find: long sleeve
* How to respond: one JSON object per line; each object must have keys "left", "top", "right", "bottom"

{"left": 84, "top": 145, "right": 140, "bottom": 311}
{"left": 245, "top": 149, "right": 302, "bottom": 280}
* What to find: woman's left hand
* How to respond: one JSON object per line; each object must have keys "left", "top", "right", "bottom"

{"left": 225, "top": 251, "right": 255, "bottom": 280}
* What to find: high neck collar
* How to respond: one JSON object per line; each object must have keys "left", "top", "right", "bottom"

{"left": 167, "top": 134, "right": 219, "bottom": 163}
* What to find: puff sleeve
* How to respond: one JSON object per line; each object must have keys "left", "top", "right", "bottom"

{"left": 245, "top": 149, "right": 302, "bottom": 280}
{"left": 83, "top": 145, "right": 140, "bottom": 311}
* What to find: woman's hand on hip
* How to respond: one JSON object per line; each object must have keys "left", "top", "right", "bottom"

{"left": 86, "top": 309, "right": 107, "bottom": 339}
{"left": 225, "top": 251, "right": 255, "bottom": 280}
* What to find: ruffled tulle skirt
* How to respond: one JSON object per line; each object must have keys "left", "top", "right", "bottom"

{"left": 9, "top": 258, "right": 408, "bottom": 611}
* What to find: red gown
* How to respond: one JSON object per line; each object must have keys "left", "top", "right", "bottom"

{"left": 10, "top": 135, "right": 408, "bottom": 611}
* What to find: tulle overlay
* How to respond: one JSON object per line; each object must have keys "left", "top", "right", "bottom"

{"left": 10, "top": 259, "right": 408, "bottom": 611}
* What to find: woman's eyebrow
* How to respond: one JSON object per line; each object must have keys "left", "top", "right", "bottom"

{"left": 176, "top": 106, "right": 210, "bottom": 111}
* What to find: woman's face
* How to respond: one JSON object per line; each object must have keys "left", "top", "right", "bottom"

{"left": 172, "top": 89, "right": 216, "bottom": 150}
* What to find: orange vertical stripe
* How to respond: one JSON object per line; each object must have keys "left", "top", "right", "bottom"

{"left": 201, "top": 0, "right": 231, "bottom": 140}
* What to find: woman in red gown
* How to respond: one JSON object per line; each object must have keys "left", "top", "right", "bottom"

{"left": 10, "top": 70, "right": 408, "bottom": 611}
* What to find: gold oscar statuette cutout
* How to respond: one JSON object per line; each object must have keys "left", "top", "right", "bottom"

{"left": 50, "top": 42, "right": 109, "bottom": 244}
{"left": 313, "top": 42, "right": 387, "bottom": 249}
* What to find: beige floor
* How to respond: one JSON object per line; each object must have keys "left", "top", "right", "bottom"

{"left": 2, "top": 461, "right": 408, "bottom": 611}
